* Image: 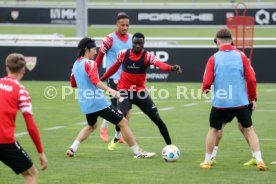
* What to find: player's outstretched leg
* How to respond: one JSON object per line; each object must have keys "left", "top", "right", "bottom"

{"left": 117, "top": 117, "right": 155, "bottom": 158}
{"left": 66, "top": 125, "right": 96, "bottom": 157}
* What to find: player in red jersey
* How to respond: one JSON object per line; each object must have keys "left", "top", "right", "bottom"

{"left": 100, "top": 32, "right": 182, "bottom": 150}
{"left": 0, "top": 53, "right": 48, "bottom": 183}
{"left": 95, "top": 12, "right": 132, "bottom": 143}
{"left": 209, "top": 40, "right": 260, "bottom": 167}
{"left": 200, "top": 29, "right": 267, "bottom": 171}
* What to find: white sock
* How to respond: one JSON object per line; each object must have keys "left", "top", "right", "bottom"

{"left": 204, "top": 153, "right": 212, "bottom": 162}
{"left": 211, "top": 146, "right": 218, "bottom": 158}
{"left": 251, "top": 150, "right": 255, "bottom": 158}
{"left": 70, "top": 140, "right": 80, "bottom": 152}
{"left": 115, "top": 131, "right": 121, "bottom": 139}
{"left": 253, "top": 151, "right": 263, "bottom": 163}
{"left": 131, "top": 144, "right": 140, "bottom": 155}
{"left": 101, "top": 119, "right": 109, "bottom": 128}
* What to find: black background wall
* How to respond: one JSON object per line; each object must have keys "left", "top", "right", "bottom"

{"left": 0, "top": 46, "right": 275, "bottom": 83}
{"left": 1, "top": 6, "right": 276, "bottom": 26}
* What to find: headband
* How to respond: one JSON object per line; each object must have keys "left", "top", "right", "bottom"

{"left": 87, "top": 42, "right": 97, "bottom": 49}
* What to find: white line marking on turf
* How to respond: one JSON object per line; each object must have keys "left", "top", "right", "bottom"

{"left": 15, "top": 132, "right": 28, "bottom": 137}
{"left": 271, "top": 161, "right": 276, "bottom": 165}
{"left": 255, "top": 110, "right": 276, "bottom": 112}
{"left": 264, "top": 102, "right": 276, "bottom": 105}
{"left": 159, "top": 107, "right": 175, "bottom": 111}
{"left": 263, "top": 89, "right": 276, "bottom": 92}
{"left": 133, "top": 106, "right": 175, "bottom": 115}
{"left": 16, "top": 126, "right": 66, "bottom": 137}
{"left": 76, "top": 122, "right": 87, "bottom": 125}
{"left": 136, "top": 136, "right": 162, "bottom": 139}
{"left": 184, "top": 103, "right": 198, "bottom": 107}
{"left": 259, "top": 138, "right": 276, "bottom": 141}
{"left": 217, "top": 137, "right": 276, "bottom": 141}
{"left": 44, "top": 126, "right": 65, "bottom": 131}
{"left": 133, "top": 111, "right": 143, "bottom": 115}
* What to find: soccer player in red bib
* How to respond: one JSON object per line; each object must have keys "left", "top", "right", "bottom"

{"left": 0, "top": 53, "right": 48, "bottom": 183}
{"left": 100, "top": 32, "right": 182, "bottom": 150}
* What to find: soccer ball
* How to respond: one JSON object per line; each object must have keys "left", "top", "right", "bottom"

{"left": 162, "top": 145, "right": 180, "bottom": 162}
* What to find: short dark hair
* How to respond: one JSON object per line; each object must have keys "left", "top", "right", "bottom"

{"left": 116, "top": 12, "right": 129, "bottom": 21}
{"left": 132, "top": 32, "right": 145, "bottom": 40}
{"left": 215, "top": 28, "right": 232, "bottom": 39}
{"left": 5, "top": 53, "right": 26, "bottom": 73}
{"left": 214, "top": 28, "right": 232, "bottom": 44}
{"left": 77, "top": 37, "right": 96, "bottom": 57}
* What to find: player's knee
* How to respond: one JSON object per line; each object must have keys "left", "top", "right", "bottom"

{"left": 22, "top": 165, "right": 38, "bottom": 178}
{"left": 147, "top": 110, "right": 160, "bottom": 121}
{"left": 237, "top": 123, "right": 244, "bottom": 133}
{"left": 93, "top": 123, "right": 98, "bottom": 130}
{"left": 243, "top": 126, "right": 254, "bottom": 134}
{"left": 117, "top": 118, "right": 128, "bottom": 128}
{"left": 209, "top": 127, "right": 219, "bottom": 134}
{"left": 87, "top": 119, "right": 98, "bottom": 127}
{"left": 152, "top": 108, "right": 158, "bottom": 115}
{"left": 33, "top": 167, "right": 39, "bottom": 177}
{"left": 125, "top": 113, "right": 130, "bottom": 120}
{"left": 216, "top": 130, "right": 223, "bottom": 140}
{"left": 89, "top": 123, "right": 97, "bottom": 131}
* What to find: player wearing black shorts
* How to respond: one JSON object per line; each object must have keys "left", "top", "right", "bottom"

{"left": 0, "top": 53, "right": 48, "bottom": 183}
{"left": 66, "top": 37, "right": 155, "bottom": 159}
{"left": 0, "top": 142, "right": 33, "bottom": 174}
{"left": 210, "top": 102, "right": 253, "bottom": 130}
{"left": 210, "top": 102, "right": 257, "bottom": 166}
{"left": 86, "top": 105, "right": 123, "bottom": 127}
{"left": 100, "top": 32, "right": 182, "bottom": 150}
{"left": 107, "top": 78, "right": 126, "bottom": 143}
{"left": 118, "top": 90, "right": 172, "bottom": 145}
{"left": 200, "top": 28, "right": 267, "bottom": 171}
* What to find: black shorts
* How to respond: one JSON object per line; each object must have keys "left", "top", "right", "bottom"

{"left": 0, "top": 142, "right": 33, "bottom": 174}
{"left": 118, "top": 90, "right": 157, "bottom": 117}
{"left": 86, "top": 105, "right": 123, "bottom": 126}
{"left": 107, "top": 78, "right": 118, "bottom": 107}
{"left": 209, "top": 106, "right": 253, "bottom": 130}
{"left": 224, "top": 103, "right": 253, "bottom": 123}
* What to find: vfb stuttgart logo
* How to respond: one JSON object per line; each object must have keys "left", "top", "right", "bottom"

{"left": 25, "top": 57, "right": 37, "bottom": 71}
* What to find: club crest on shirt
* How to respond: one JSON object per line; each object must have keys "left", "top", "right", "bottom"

{"left": 11, "top": 10, "right": 19, "bottom": 20}
{"left": 25, "top": 57, "right": 37, "bottom": 71}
